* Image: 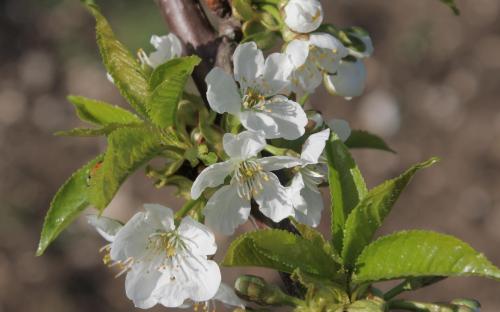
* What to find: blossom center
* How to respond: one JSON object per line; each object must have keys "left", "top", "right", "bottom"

{"left": 233, "top": 160, "right": 269, "bottom": 200}
{"left": 242, "top": 89, "right": 267, "bottom": 110}
{"left": 148, "top": 231, "right": 184, "bottom": 258}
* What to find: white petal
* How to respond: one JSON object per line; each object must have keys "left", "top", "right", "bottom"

{"left": 289, "top": 172, "right": 307, "bottom": 214}
{"left": 181, "top": 258, "right": 221, "bottom": 302}
{"left": 239, "top": 110, "right": 279, "bottom": 139}
{"left": 254, "top": 172, "right": 294, "bottom": 222}
{"left": 178, "top": 216, "right": 217, "bottom": 256}
{"left": 206, "top": 67, "right": 242, "bottom": 114}
{"left": 223, "top": 130, "right": 267, "bottom": 160}
{"left": 144, "top": 204, "right": 175, "bottom": 231}
{"left": 327, "top": 118, "right": 352, "bottom": 142}
{"left": 309, "top": 33, "right": 345, "bottom": 51}
{"left": 110, "top": 211, "right": 154, "bottom": 262}
{"left": 290, "top": 60, "right": 323, "bottom": 94}
{"left": 324, "top": 60, "right": 366, "bottom": 98}
{"left": 246, "top": 96, "right": 307, "bottom": 140}
{"left": 233, "top": 42, "right": 264, "bottom": 90}
{"left": 191, "top": 160, "right": 234, "bottom": 199}
{"left": 300, "top": 128, "right": 330, "bottom": 164}
{"left": 155, "top": 256, "right": 220, "bottom": 307}
{"left": 258, "top": 156, "right": 302, "bottom": 172}
{"left": 260, "top": 53, "right": 293, "bottom": 96}
{"left": 87, "top": 215, "right": 122, "bottom": 242}
{"left": 148, "top": 34, "right": 183, "bottom": 68}
{"left": 125, "top": 265, "right": 163, "bottom": 309}
{"left": 155, "top": 263, "right": 192, "bottom": 307}
{"left": 284, "top": 0, "right": 323, "bottom": 34}
{"left": 309, "top": 33, "right": 348, "bottom": 74}
{"left": 214, "top": 283, "right": 246, "bottom": 308}
{"left": 204, "top": 184, "right": 251, "bottom": 235}
{"left": 293, "top": 183, "right": 324, "bottom": 227}
{"left": 286, "top": 39, "right": 310, "bottom": 68}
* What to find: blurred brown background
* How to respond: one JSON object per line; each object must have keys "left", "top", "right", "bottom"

{"left": 0, "top": 0, "right": 499, "bottom": 311}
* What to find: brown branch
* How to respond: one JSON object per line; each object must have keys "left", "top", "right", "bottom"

{"left": 156, "top": 0, "right": 219, "bottom": 99}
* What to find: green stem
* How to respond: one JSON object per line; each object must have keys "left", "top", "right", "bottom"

{"left": 175, "top": 198, "right": 203, "bottom": 220}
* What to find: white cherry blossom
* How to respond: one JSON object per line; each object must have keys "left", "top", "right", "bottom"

{"left": 324, "top": 59, "right": 367, "bottom": 99}
{"left": 87, "top": 205, "right": 221, "bottom": 309}
{"left": 286, "top": 34, "right": 349, "bottom": 94}
{"left": 139, "top": 33, "right": 183, "bottom": 69}
{"left": 284, "top": 0, "right": 324, "bottom": 34}
{"left": 287, "top": 128, "right": 330, "bottom": 226}
{"left": 206, "top": 42, "right": 308, "bottom": 140}
{"left": 191, "top": 131, "right": 302, "bottom": 235}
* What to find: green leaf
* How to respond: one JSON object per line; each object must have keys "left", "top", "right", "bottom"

{"left": 37, "top": 154, "right": 104, "bottom": 256}
{"left": 353, "top": 230, "right": 500, "bottom": 283}
{"left": 88, "top": 125, "right": 164, "bottom": 210}
{"left": 68, "top": 96, "right": 141, "bottom": 126}
{"left": 87, "top": 5, "right": 149, "bottom": 116}
{"left": 439, "top": 0, "right": 460, "bottom": 15}
{"left": 345, "top": 130, "right": 395, "bottom": 153}
{"left": 55, "top": 124, "right": 131, "bottom": 137}
{"left": 341, "top": 158, "right": 439, "bottom": 269}
{"left": 147, "top": 56, "right": 201, "bottom": 128}
{"left": 223, "top": 229, "right": 341, "bottom": 279}
{"left": 325, "top": 132, "right": 367, "bottom": 253}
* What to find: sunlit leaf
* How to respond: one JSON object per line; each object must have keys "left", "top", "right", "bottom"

{"left": 341, "top": 158, "right": 439, "bottom": 269}
{"left": 37, "top": 154, "right": 104, "bottom": 256}
{"left": 325, "top": 132, "right": 367, "bottom": 253}
{"left": 68, "top": 95, "right": 141, "bottom": 126}
{"left": 87, "top": 5, "right": 149, "bottom": 116}
{"left": 353, "top": 231, "right": 500, "bottom": 283}
{"left": 223, "top": 230, "right": 341, "bottom": 279}
{"left": 147, "top": 56, "right": 201, "bottom": 128}
{"left": 88, "top": 125, "right": 164, "bottom": 210}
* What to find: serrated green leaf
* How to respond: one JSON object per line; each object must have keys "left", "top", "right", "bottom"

{"left": 37, "top": 154, "right": 104, "bottom": 256}
{"left": 326, "top": 132, "right": 368, "bottom": 254}
{"left": 353, "top": 230, "right": 500, "bottom": 283}
{"left": 88, "top": 125, "right": 164, "bottom": 210}
{"left": 439, "top": 0, "right": 460, "bottom": 15}
{"left": 223, "top": 229, "right": 341, "bottom": 279}
{"left": 87, "top": 5, "right": 149, "bottom": 117}
{"left": 147, "top": 56, "right": 201, "bottom": 128}
{"left": 55, "top": 124, "right": 131, "bottom": 137}
{"left": 345, "top": 130, "right": 395, "bottom": 153}
{"left": 341, "top": 158, "right": 439, "bottom": 269}
{"left": 68, "top": 95, "right": 141, "bottom": 126}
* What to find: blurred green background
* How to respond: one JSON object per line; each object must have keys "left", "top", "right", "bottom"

{"left": 1, "top": 0, "right": 499, "bottom": 311}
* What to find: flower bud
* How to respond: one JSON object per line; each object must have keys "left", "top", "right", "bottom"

{"left": 284, "top": 0, "right": 323, "bottom": 34}
{"left": 235, "top": 275, "right": 297, "bottom": 306}
{"left": 324, "top": 59, "right": 366, "bottom": 99}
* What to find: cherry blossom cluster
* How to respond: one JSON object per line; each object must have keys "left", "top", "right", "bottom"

{"left": 90, "top": 0, "right": 373, "bottom": 309}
